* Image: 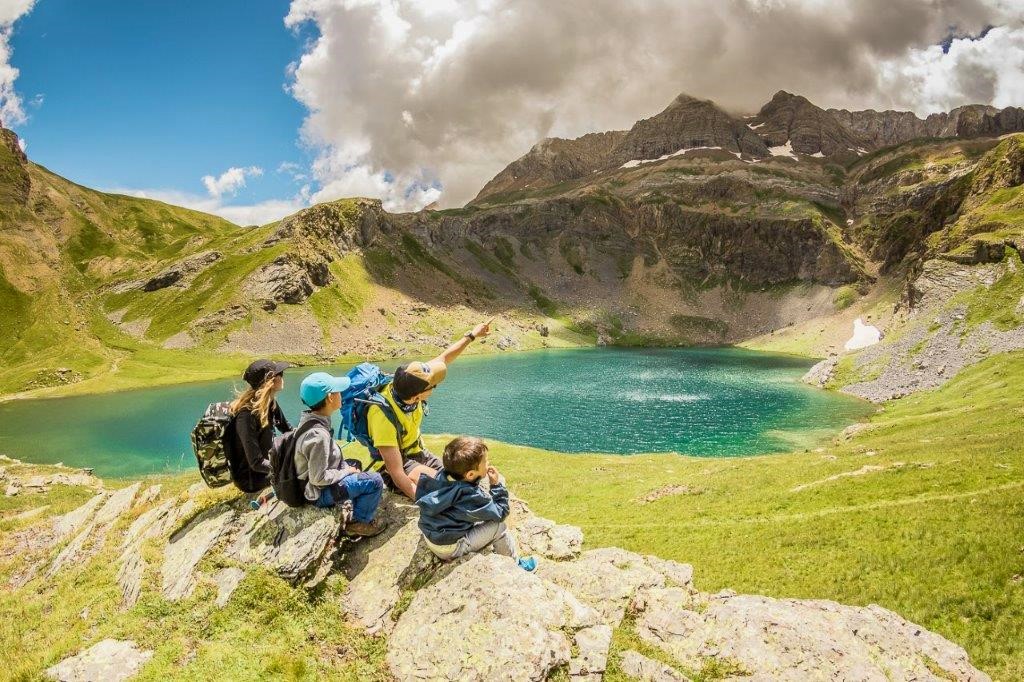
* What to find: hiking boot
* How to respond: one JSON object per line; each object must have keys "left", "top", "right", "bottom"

{"left": 345, "top": 518, "right": 389, "bottom": 538}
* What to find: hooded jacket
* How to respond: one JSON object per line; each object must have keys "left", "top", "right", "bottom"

{"left": 414, "top": 470, "right": 510, "bottom": 545}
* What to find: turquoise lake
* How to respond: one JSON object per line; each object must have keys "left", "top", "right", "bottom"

{"left": 0, "top": 348, "right": 871, "bottom": 478}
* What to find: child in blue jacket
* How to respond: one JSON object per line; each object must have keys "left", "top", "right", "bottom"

{"left": 414, "top": 436, "right": 536, "bottom": 571}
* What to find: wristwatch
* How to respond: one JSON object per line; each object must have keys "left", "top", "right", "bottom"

{"left": 465, "top": 331, "right": 476, "bottom": 341}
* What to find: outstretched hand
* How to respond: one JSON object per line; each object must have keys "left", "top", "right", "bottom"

{"left": 472, "top": 317, "right": 494, "bottom": 340}
{"left": 486, "top": 465, "right": 500, "bottom": 486}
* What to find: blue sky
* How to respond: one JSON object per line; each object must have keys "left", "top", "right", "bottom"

{"left": 8, "top": 0, "right": 316, "bottom": 222}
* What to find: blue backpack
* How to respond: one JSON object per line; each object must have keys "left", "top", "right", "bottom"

{"left": 339, "top": 362, "right": 410, "bottom": 460}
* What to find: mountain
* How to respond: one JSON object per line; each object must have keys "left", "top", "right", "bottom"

{"left": 1, "top": 84, "right": 1022, "bottom": 399}
{"left": 474, "top": 90, "right": 1024, "bottom": 203}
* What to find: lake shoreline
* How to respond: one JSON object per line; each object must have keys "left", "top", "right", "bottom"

{"left": 0, "top": 342, "right": 825, "bottom": 404}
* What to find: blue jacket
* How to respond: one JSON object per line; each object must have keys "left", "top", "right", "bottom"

{"left": 415, "top": 470, "right": 510, "bottom": 545}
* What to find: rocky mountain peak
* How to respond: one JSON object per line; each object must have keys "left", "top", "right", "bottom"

{"left": 609, "top": 91, "right": 769, "bottom": 166}
{"left": 753, "top": 90, "right": 867, "bottom": 158}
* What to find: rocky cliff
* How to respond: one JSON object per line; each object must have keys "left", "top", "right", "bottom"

{"left": 1, "top": 456, "right": 991, "bottom": 681}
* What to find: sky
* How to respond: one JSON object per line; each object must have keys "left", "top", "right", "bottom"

{"left": 1, "top": 0, "right": 1023, "bottom": 224}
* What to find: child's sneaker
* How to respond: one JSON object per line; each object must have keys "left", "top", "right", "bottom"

{"left": 517, "top": 556, "right": 538, "bottom": 572}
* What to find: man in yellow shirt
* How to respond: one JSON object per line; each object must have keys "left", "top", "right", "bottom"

{"left": 368, "top": 318, "right": 492, "bottom": 499}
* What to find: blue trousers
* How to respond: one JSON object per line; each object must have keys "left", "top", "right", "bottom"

{"left": 314, "top": 472, "right": 384, "bottom": 523}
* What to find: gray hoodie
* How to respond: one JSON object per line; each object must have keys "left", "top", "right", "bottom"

{"left": 293, "top": 412, "right": 355, "bottom": 502}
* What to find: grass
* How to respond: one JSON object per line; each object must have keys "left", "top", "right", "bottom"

{"left": 0, "top": 479, "right": 388, "bottom": 680}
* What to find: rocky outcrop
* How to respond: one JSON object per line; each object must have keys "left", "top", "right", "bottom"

{"left": 634, "top": 588, "right": 990, "bottom": 681}
{"left": 387, "top": 553, "right": 602, "bottom": 681}
{"left": 244, "top": 254, "right": 330, "bottom": 309}
{"left": 1, "top": 465, "right": 991, "bottom": 681}
{"left": 829, "top": 104, "right": 1024, "bottom": 150}
{"left": 141, "top": 251, "right": 221, "bottom": 291}
{"left": 45, "top": 639, "right": 153, "bottom": 682}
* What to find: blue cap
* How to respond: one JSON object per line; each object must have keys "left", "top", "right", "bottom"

{"left": 299, "top": 372, "right": 351, "bottom": 407}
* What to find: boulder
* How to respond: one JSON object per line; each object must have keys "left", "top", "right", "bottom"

{"left": 513, "top": 513, "right": 583, "bottom": 560}
{"left": 569, "top": 624, "right": 613, "bottom": 680}
{"left": 538, "top": 547, "right": 666, "bottom": 626}
{"left": 618, "top": 650, "right": 690, "bottom": 682}
{"left": 141, "top": 251, "right": 221, "bottom": 291}
{"left": 161, "top": 506, "right": 234, "bottom": 601}
{"left": 634, "top": 589, "right": 991, "bottom": 681}
{"left": 45, "top": 639, "right": 153, "bottom": 682}
{"left": 228, "top": 502, "right": 341, "bottom": 585}
{"left": 342, "top": 509, "right": 424, "bottom": 634}
{"left": 802, "top": 355, "right": 838, "bottom": 387}
{"left": 387, "top": 553, "right": 600, "bottom": 681}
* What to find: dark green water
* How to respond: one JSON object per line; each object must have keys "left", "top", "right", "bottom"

{"left": 0, "top": 348, "right": 870, "bottom": 477}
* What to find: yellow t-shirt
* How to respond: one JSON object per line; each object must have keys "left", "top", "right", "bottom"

{"left": 367, "top": 384, "right": 423, "bottom": 454}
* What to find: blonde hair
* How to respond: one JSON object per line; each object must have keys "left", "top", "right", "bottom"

{"left": 230, "top": 375, "right": 279, "bottom": 428}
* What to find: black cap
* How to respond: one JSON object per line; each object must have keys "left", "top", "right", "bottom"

{"left": 392, "top": 363, "right": 433, "bottom": 401}
{"left": 243, "top": 360, "right": 291, "bottom": 389}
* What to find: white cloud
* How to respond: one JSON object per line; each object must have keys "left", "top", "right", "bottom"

{"left": 201, "top": 165, "right": 264, "bottom": 198}
{"left": 876, "top": 25, "right": 1024, "bottom": 115}
{"left": 106, "top": 186, "right": 309, "bottom": 227}
{"left": 0, "top": 0, "right": 36, "bottom": 126}
{"left": 284, "top": 0, "right": 1024, "bottom": 209}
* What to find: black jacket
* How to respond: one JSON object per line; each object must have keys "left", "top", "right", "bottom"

{"left": 228, "top": 401, "right": 292, "bottom": 493}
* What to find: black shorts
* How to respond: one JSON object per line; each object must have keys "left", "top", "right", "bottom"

{"left": 402, "top": 450, "right": 443, "bottom": 476}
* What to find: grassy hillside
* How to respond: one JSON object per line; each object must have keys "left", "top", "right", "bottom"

{"left": 2, "top": 351, "right": 1022, "bottom": 680}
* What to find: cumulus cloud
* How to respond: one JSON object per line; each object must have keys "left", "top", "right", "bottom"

{"left": 201, "top": 165, "right": 264, "bottom": 198}
{"left": 877, "top": 24, "right": 1024, "bottom": 114}
{"left": 284, "top": 0, "right": 1024, "bottom": 209}
{"left": 0, "top": 0, "right": 36, "bottom": 126}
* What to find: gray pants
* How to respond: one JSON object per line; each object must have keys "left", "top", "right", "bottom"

{"left": 426, "top": 520, "right": 517, "bottom": 561}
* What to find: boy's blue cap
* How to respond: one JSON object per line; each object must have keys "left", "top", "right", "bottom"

{"left": 299, "top": 372, "right": 351, "bottom": 407}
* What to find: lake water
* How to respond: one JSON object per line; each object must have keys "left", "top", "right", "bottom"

{"left": 0, "top": 348, "right": 871, "bottom": 478}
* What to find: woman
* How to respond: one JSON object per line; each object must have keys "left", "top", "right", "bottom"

{"left": 228, "top": 359, "right": 292, "bottom": 493}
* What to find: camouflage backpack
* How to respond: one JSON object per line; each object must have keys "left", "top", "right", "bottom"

{"left": 190, "top": 401, "right": 235, "bottom": 488}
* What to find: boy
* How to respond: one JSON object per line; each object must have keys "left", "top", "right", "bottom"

{"left": 368, "top": 318, "right": 493, "bottom": 500}
{"left": 414, "top": 436, "right": 536, "bottom": 570}
{"left": 295, "top": 372, "right": 388, "bottom": 537}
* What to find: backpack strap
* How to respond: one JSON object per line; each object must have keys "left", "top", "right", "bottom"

{"left": 360, "top": 395, "right": 420, "bottom": 457}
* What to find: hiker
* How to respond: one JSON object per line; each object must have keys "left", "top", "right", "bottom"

{"left": 415, "top": 436, "right": 536, "bottom": 570}
{"left": 368, "top": 319, "right": 493, "bottom": 499}
{"left": 295, "top": 372, "right": 388, "bottom": 537}
{"left": 228, "top": 359, "right": 292, "bottom": 493}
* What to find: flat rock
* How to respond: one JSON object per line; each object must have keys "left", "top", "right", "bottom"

{"left": 635, "top": 589, "right": 991, "bottom": 681}
{"left": 538, "top": 547, "right": 666, "bottom": 626}
{"left": 228, "top": 502, "right": 341, "bottom": 584}
{"left": 388, "top": 553, "right": 600, "bottom": 681}
{"left": 214, "top": 567, "right": 246, "bottom": 607}
{"left": 93, "top": 483, "right": 140, "bottom": 526}
{"left": 618, "top": 650, "right": 690, "bottom": 682}
{"left": 343, "top": 515, "right": 423, "bottom": 634}
{"left": 161, "top": 506, "right": 234, "bottom": 601}
{"left": 52, "top": 493, "right": 106, "bottom": 543}
{"left": 46, "top": 639, "right": 153, "bottom": 682}
{"left": 514, "top": 514, "right": 583, "bottom": 560}
{"left": 116, "top": 547, "right": 145, "bottom": 610}
{"left": 569, "top": 624, "right": 613, "bottom": 680}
